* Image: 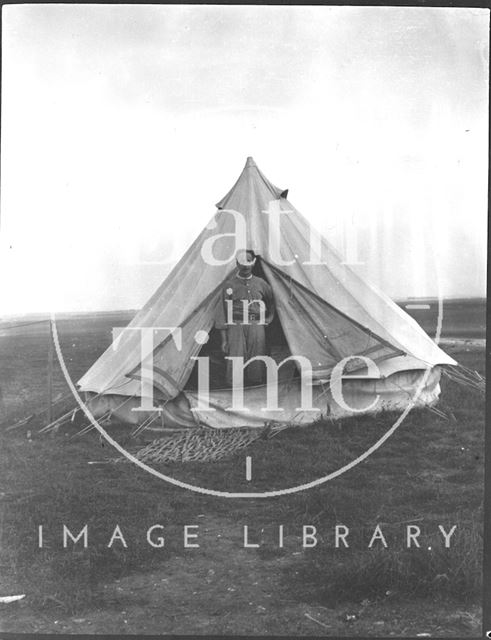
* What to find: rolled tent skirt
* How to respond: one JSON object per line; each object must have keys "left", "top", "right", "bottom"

{"left": 82, "top": 366, "right": 444, "bottom": 430}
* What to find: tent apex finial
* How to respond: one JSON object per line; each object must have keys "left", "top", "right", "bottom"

{"left": 245, "top": 156, "right": 256, "bottom": 167}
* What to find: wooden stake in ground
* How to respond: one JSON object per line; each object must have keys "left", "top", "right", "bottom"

{"left": 47, "top": 321, "right": 53, "bottom": 425}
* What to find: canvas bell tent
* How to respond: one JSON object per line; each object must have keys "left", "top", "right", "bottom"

{"left": 78, "top": 157, "right": 456, "bottom": 430}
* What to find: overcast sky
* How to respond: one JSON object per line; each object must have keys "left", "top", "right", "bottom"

{"left": 1, "top": 5, "right": 488, "bottom": 315}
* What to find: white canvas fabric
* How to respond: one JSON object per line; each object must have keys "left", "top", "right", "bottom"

{"left": 78, "top": 157, "right": 455, "bottom": 426}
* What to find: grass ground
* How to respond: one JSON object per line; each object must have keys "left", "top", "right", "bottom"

{"left": 0, "top": 305, "right": 484, "bottom": 636}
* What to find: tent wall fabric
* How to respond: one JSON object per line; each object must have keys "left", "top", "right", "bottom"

{"left": 78, "top": 157, "right": 456, "bottom": 429}
{"left": 260, "top": 261, "right": 403, "bottom": 379}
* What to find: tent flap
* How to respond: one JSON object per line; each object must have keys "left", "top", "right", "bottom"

{"left": 261, "top": 260, "right": 404, "bottom": 380}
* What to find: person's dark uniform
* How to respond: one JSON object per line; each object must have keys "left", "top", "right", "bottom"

{"left": 215, "top": 270, "right": 275, "bottom": 386}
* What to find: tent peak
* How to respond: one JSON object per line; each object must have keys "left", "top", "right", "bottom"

{"left": 216, "top": 157, "right": 286, "bottom": 210}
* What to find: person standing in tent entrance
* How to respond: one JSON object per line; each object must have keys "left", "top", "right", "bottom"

{"left": 215, "top": 250, "right": 275, "bottom": 387}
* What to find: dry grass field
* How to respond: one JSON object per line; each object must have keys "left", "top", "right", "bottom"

{"left": 0, "top": 298, "right": 484, "bottom": 635}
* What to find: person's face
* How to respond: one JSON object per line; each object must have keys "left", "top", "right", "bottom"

{"left": 237, "top": 254, "right": 255, "bottom": 276}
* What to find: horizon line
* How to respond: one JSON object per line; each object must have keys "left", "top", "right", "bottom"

{"left": 0, "top": 295, "right": 486, "bottom": 321}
